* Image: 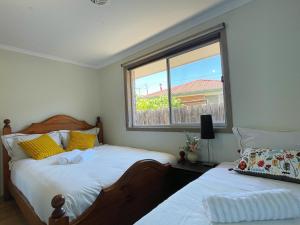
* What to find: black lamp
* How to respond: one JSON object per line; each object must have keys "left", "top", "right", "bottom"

{"left": 201, "top": 115, "right": 215, "bottom": 139}
{"left": 201, "top": 115, "right": 215, "bottom": 163}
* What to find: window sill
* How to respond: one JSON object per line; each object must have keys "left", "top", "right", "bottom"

{"left": 126, "top": 126, "right": 232, "bottom": 133}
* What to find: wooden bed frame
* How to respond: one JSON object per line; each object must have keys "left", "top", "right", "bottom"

{"left": 1, "top": 115, "right": 171, "bottom": 225}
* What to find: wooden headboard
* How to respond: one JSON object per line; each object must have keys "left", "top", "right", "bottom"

{"left": 1, "top": 115, "right": 103, "bottom": 199}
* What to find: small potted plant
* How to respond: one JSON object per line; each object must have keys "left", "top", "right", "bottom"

{"left": 180, "top": 133, "right": 200, "bottom": 163}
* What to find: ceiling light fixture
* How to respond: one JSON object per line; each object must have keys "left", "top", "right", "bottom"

{"left": 91, "top": 0, "right": 108, "bottom": 5}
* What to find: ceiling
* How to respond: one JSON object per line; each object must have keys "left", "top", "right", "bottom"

{"left": 0, "top": 0, "right": 251, "bottom": 69}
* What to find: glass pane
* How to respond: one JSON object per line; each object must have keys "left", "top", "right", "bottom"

{"left": 169, "top": 41, "right": 225, "bottom": 125}
{"left": 131, "top": 59, "right": 170, "bottom": 126}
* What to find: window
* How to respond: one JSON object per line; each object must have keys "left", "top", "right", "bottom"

{"left": 123, "top": 24, "right": 232, "bottom": 132}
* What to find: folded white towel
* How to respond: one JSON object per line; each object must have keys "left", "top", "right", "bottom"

{"left": 55, "top": 150, "right": 95, "bottom": 165}
{"left": 203, "top": 189, "right": 300, "bottom": 223}
{"left": 71, "top": 150, "right": 96, "bottom": 164}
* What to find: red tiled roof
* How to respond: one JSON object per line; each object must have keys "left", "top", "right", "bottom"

{"left": 145, "top": 80, "right": 222, "bottom": 97}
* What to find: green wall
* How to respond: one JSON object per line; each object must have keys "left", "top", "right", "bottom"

{"left": 1, "top": 0, "right": 299, "bottom": 196}
{"left": 0, "top": 49, "right": 101, "bottom": 195}
{"left": 98, "top": 0, "right": 300, "bottom": 161}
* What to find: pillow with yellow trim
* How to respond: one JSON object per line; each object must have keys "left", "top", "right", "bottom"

{"left": 66, "top": 131, "right": 96, "bottom": 151}
{"left": 18, "top": 134, "right": 65, "bottom": 160}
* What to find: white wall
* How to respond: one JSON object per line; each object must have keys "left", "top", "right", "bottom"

{"left": 0, "top": 49, "right": 101, "bottom": 195}
{"left": 98, "top": 0, "right": 300, "bottom": 161}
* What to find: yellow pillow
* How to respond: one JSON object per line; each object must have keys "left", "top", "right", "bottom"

{"left": 66, "top": 131, "right": 96, "bottom": 151}
{"left": 18, "top": 134, "right": 64, "bottom": 160}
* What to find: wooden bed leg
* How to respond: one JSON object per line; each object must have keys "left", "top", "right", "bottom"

{"left": 3, "top": 119, "right": 12, "bottom": 201}
{"left": 49, "top": 195, "right": 69, "bottom": 225}
{"left": 3, "top": 190, "right": 12, "bottom": 201}
{"left": 96, "top": 116, "right": 104, "bottom": 144}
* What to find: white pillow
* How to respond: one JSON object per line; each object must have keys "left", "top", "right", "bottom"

{"left": 1, "top": 132, "right": 62, "bottom": 161}
{"left": 232, "top": 127, "right": 300, "bottom": 155}
{"left": 59, "top": 128, "right": 101, "bottom": 149}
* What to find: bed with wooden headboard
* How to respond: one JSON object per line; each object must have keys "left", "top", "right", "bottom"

{"left": 1, "top": 115, "right": 171, "bottom": 225}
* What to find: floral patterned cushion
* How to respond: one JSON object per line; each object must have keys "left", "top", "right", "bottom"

{"left": 234, "top": 148, "right": 300, "bottom": 183}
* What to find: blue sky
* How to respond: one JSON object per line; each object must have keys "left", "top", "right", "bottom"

{"left": 135, "top": 55, "right": 222, "bottom": 96}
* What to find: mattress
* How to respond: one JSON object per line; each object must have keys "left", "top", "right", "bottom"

{"left": 135, "top": 162, "right": 300, "bottom": 225}
{"left": 10, "top": 144, "right": 176, "bottom": 224}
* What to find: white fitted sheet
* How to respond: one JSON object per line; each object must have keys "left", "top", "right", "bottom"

{"left": 135, "top": 162, "right": 300, "bottom": 225}
{"left": 10, "top": 145, "right": 176, "bottom": 224}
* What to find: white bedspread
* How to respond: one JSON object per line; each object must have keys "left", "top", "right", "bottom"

{"left": 135, "top": 162, "right": 300, "bottom": 225}
{"left": 10, "top": 145, "right": 176, "bottom": 224}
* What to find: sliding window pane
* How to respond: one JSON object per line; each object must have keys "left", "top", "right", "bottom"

{"left": 131, "top": 59, "right": 170, "bottom": 126}
{"left": 169, "top": 41, "right": 225, "bottom": 125}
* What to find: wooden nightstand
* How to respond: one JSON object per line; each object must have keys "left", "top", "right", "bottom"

{"left": 167, "top": 161, "right": 218, "bottom": 195}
